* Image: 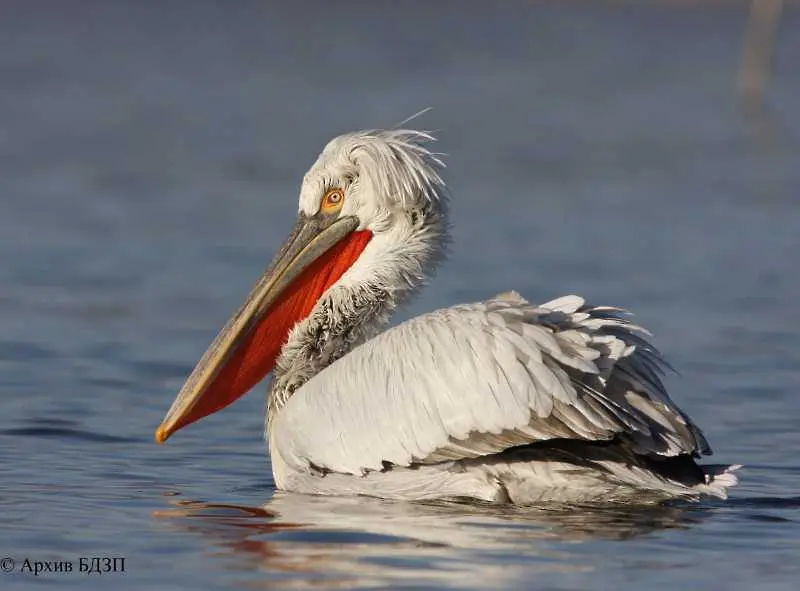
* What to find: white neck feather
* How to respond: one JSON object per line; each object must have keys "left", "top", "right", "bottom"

{"left": 268, "top": 207, "right": 448, "bottom": 417}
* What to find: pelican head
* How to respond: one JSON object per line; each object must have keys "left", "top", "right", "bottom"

{"left": 156, "top": 129, "right": 449, "bottom": 443}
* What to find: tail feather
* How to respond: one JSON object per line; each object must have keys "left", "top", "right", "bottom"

{"left": 697, "top": 464, "right": 742, "bottom": 499}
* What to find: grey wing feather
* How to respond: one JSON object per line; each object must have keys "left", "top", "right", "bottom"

{"left": 271, "top": 292, "right": 711, "bottom": 476}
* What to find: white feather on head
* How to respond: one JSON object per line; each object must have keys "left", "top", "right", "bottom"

{"left": 298, "top": 129, "right": 448, "bottom": 233}
{"left": 295, "top": 128, "right": 451, "bottom": 304}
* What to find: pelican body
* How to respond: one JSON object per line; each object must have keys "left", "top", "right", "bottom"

{"left": 156, "top": 130, "right": 739, "bottom": 504}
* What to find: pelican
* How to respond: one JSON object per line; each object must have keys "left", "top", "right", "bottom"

{"left": 156, "top": 129, "right": 739, "bottom": 504}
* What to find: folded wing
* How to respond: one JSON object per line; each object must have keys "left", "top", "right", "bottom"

{"left": 271, "top": 292, "right": 711, "bottom": 475}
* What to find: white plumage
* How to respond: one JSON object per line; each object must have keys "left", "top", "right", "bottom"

{"left": 270, "top": 290, "right": 738, "bottom": 503}
{"left": 158, "top": 128, "right": 739, "bottom": 504}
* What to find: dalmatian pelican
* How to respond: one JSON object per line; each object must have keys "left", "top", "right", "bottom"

{"left": 155, "top": 129, "right": 739, "bottom": 503}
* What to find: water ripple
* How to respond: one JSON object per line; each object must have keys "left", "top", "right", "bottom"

{"left": 0, "top": 424, "right": 137, "bottom": 443}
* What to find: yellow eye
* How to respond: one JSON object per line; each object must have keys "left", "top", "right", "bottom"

{"left": 321, "top": 188, "right": 345, "bottom": 213}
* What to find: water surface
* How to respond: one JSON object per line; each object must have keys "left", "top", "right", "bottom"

{"left": 1, "top": 2, "right": 799, "bottom": 589}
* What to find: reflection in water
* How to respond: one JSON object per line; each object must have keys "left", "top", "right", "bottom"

{"left": 154, "top": 492, "right": 707, "bottom": 589}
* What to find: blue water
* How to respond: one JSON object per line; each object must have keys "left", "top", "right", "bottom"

{"left": 2, "top": 2, "right": 799, "bottom": 589}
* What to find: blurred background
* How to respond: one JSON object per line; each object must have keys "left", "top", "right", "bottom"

{"left": 1, "top": 1, "right": 798, "bottom": 590}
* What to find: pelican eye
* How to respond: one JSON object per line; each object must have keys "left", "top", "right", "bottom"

{"left": 321, "top": 188, "right": 345, "bottom": 213}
